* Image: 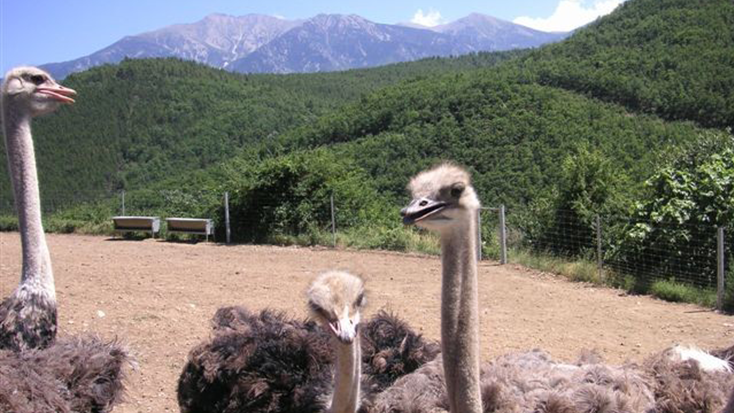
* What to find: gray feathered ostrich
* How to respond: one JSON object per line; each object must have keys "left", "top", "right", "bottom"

{"left": 0, "top": 67, "right": 130, "bottom": 412}
{"left": 178, "top": 270, "right": 439, "bottom": 413}
{"left": 308, "top": 270, "right": 366, "bottom": 413}
{"left": 363, "top": 162, "right": 734, "bottom": 413}
{"left": 0, "top": 66, "right": 75, "bottom": 351}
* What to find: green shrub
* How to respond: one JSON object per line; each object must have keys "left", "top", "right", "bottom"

{"left": 650, "top": 280, "right": 717, "bottom": 307}
{"left": 221, "top": 149, "right": 390, "bottom": 243}
{"left": 0, "top": 215, "right": 18, "bottom": 231}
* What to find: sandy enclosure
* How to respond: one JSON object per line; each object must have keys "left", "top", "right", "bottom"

{"left": 1, "top": 232, "right": 732, "bottom": 413}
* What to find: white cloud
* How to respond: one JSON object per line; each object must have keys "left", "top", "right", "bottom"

{"left": 410, "top": 8, "right": 445, "bottom": 27}
{"left": 513, "top": 0, "right": 626, "bottom": 32}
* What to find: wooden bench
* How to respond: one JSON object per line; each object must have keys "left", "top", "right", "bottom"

{"left": 165, "top": 218, "right": 214, "bottom": 241}
{"left": 112, "top": 216, "right": 161, "bottom": 238}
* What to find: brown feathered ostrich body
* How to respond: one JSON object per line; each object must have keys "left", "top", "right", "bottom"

{"left": 0, "top": 67, "right": 129, "bottom": 413}
{"left": 362, "top": 163, "right": 734, "bottom": 413}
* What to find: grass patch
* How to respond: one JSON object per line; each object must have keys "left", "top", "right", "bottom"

{"left": 650, "top": 280, "right": 717, "bottom": 307}
{"left": 509, "top": 248, "right": 601, "bottom": 284}
{"left": 0, "top": 215, "right": 19, "bottom": 231}
{"left": 509, "top": 248, "right": 719, "bottom": 308}
{"left": 339, "top": 225, "right": 439, "bottom": 255}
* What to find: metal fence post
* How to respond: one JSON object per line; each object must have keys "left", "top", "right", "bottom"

{"left": 224, "top": 192, "right": 231, "bottom": 244}
{"left": 717, "top": 226, "right": 725, "bottom": 311}
{"left": 499, "top": 204, "right": 507, "bottom": 265}
{"left": 121, "top": 190, "right": 125, "bottom": 215}
{"left": 330, "top": 193, "right": 337, "bottom": 248}
{"left": 596, "top": 215, "right": 603, "bottom": 281}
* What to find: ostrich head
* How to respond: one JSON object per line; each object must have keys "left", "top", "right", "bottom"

{"left": 308, "top": 271, "right": 366, "bottom": 345}
{"left": 401, "top": 163, "right": 480, "bottom": 232}
{"left": 1, "top": 67, "right": 76, "bottom": 117}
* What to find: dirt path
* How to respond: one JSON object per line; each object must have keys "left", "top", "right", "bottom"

{"left": 1, "top": 233, "right": 732, "bottom": 413}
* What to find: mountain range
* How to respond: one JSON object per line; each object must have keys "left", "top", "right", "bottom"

{"left": 41, "top": 12, "right": 568, "bottom": 78}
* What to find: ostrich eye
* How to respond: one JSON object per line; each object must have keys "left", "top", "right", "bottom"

{"left": 308, "top": 301, "right": 329, "bottom": 320}
{"left": 30, "top": 74, "right": 46, "bottom": 85}
{"left": 450, "top": 184, "right": 465, "bottom": 198}
{"left": 354, "top": 293, "right": 365, "bottom": 308}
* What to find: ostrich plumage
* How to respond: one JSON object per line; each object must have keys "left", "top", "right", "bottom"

{"left": 178, "top": 272, "right": 439, "bottom": 413}
{"left": 0, "top": 336, "right": 130, "bottom": 413}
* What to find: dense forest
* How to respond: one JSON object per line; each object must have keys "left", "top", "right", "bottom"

{"left": 508, "top": 0, "right": 734, "bottom": 129}
{"left": 1, "top": 0, "right": 733, "bottom": 305}
{"left": 0, "top": 50, "right": 523, "bottom": 208}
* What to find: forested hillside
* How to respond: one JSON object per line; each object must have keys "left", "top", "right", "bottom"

{"left": 509, "top": 0, "right": 734, "bottom": 129}
{"left": 0, "top": 51, "right": 522, "bottom": 208}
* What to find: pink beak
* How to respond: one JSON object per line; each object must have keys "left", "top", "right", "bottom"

{"left": 37, "top": 84, "right": 77, "bottom": 104}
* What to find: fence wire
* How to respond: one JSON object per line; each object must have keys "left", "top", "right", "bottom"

{"left": 497, "top": 206, "right": 730, "bottom": 294}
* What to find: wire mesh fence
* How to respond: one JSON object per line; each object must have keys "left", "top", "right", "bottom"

{"left": 490, "top": 206, "right": 732, "bottom": 309}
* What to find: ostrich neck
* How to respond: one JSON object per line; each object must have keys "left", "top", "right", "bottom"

{"left": 329, "top": 339, "right": 361, "bottom": 413}
{"left": 2, "top": 107, "right": 55, "bottom": 298}
{"left": 723, "top": 388, "right": 734, "bottom": 413}
{"left": 440, "top": 212, "right": 482, "bottom": 413}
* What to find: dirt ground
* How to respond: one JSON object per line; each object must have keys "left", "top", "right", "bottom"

{"left": 1, "top": 232, "right": 733, "bottom": 413}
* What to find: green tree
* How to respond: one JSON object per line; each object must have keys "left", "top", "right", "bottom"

{"left": 617, "top": 131, "right": 734, "bottom": 287}
{"left": 521, "top": 144, "right": 628, "bottom": 257}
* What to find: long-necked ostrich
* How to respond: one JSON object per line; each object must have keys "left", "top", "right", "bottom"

{"left": 363, "top": 162, "right": 734, "bottom": 413}
{"left": 0, "top": 67, "right": 130, "bottom": 412}
{"left": 0, "top": 66, "right": 76, "bottom": 351}
{"left": 308, "top": 270, "right": 366, "bottom": 413}
{"left": 400, "top": 162, "right": 483, "bottom": 413}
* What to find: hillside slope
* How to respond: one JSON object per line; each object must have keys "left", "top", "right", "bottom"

{"left": 0, "top": 53, "right": 521, "bottom": 210}
{"left": 510, "top": 0, "right": 734, "bottom": 129}
{"left": 267, "top": 70, "right": 707, "bottom": 206}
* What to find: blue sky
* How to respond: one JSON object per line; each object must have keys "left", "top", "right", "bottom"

{"left": 0, "top": 0, "right": 625, "bottom": 75}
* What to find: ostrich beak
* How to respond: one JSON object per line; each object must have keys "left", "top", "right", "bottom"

{"left": 37, "top": 85, "right": 77, "bottom": 104}
{"left": 401, "top": 197, "right": 447, "bottom": 225}
{"left": 329, "top": 317, "right": 358, "bottom": 344}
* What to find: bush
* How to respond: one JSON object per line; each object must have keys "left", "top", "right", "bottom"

{"left": 221, "top": 149, "right": 391, "bottom": 243}
{"left": 0, "top": 215, "right": 18, "bottom": 231}
{"left": 517, "top": 144, "right": 629, "bottom": 258}
{"left": 616, "top": 131, "right": 734, "bottom": 290}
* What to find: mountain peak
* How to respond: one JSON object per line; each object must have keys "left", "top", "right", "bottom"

{"left": 40, "top": 11, "right": 566, "bottom": 79}
{"left": 430, "top": 12, "right": 568, "bottom": 49}
{"left": 309, "top": 14, "right": 372, "bottom": 27}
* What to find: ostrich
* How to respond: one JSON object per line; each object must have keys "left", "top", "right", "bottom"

{"left": 308, "top": 270, "right": 366, "bottom": 413}
{"left": 400, "top": 162, "right": 483, "bottom": 413}
{"left": 362, "top": 162, "right": 734, "bottom": 413}
{"left": 179, "top": 270, "right": 366, "bottom": 413}
{"left": 0, "top": 66, "right": 76, "bottom": 351}
{"left": 0, "top": 67, "right": 130, "bottom": 412}
{"left": 178, "top": 270, "right": 439, "bottom": 413}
